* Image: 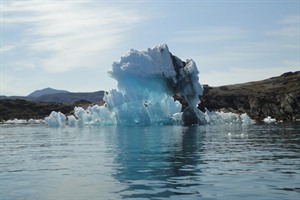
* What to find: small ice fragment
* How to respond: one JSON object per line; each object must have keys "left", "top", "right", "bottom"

{"left": 263, "top": 116, "right": 276, "bottom": 123}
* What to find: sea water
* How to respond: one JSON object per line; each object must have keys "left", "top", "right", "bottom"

{"left": 1, "top": 122, "right": 299, "bottom": 200}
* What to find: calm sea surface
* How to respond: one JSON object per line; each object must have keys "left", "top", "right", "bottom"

{"left": 1, "top": 122, "right": 299, "bottom": 200}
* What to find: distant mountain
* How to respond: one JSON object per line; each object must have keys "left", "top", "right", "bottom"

{"left": 27, "top": 87, "right": 69, "bottom": 97}
{"left": 32, "top": 91, "right": 105, "bottom": 103}
{"left": 0, "top": 89, "right": 105, "bottom": 104}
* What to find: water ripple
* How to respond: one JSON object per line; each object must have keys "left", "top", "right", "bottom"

{"left": 1, "top": 123, "right": 299, "bottom": 200}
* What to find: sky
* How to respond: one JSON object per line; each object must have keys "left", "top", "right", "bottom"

{"left": 1, "top": 0, "right": 299, "bottom": 96}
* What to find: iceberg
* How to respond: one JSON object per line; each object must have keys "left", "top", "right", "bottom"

{"left": 45, "top": 44, "right": 254, "bottom": 127}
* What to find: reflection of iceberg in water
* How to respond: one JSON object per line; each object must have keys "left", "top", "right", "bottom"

{"left": 113, "top": 126, "right": 205, "bottom": 198}
{"left": 45, "top": 44, "right": 254, "bottom": 127}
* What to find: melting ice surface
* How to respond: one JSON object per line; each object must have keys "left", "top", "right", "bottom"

{"left": 45, "top": 44, "right": 254, "bottom": 127}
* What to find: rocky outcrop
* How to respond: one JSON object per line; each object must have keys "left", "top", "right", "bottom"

{"left": 198, "top": 71, "right": 300, "bottom": 121}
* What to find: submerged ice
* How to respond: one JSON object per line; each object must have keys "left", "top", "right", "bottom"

{"left": 45, "top": 44, "right": 254, "bottom": 127}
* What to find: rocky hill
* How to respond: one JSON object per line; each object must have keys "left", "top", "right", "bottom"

{"left": 198, "top": 71, "right": 300, "bottom": 121}
{"left": 31, "top": 91, "right": 104, "bottom": 103}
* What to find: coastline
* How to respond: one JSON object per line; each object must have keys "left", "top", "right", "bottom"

{"left": 1, "top": 71, "right": 299, "bottom": 123}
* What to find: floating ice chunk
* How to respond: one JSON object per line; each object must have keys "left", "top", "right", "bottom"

{"left": 4, "top": 118, "right": 46, "bottom": 124}
{"left": 204, "top": 109, "right": 254, "bottom": 125}
{"left": 45, "top": 111, "right": 66, "bottom": 127}
{"left": 263, "top": 116, "right": 276, "bottom": 123}
{"left": 5, "top": 118, "right": 28, "bottom": 124}
{"left": 7, "top": 119, "right": 21, "bottom": 124}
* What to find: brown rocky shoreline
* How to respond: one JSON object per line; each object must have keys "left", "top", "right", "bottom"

{"left": 200, "top": 71, "right": 300, "bottom": 122}
{"left": 0, "top": 71, "right": 299, "bottom": 122}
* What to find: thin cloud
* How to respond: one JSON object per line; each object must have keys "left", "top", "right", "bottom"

{"left": 278, "top": 15, "right": 299, "bottom": 25}
{"left": 2, "top": 1, "right": 145, "bottom": 73}
{"left": 0, "top": 44, "right": 15, "bottom": 53}
{"left": 170, "top": 27, "right": 244, "bottom": 43}
{"left": 265, "top": 15, "right": 299, "bottom": 38}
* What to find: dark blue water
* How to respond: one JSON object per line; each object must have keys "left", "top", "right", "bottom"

{"left": 1, "top": 122, "right": 299, "bottom": 200}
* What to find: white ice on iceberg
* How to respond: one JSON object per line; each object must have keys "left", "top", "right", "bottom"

{"left": 45, "top": 44, "right": 254, "bottom": 127}
{"left": 45, "top": 111, "right": 66, "bottom": 127}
